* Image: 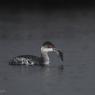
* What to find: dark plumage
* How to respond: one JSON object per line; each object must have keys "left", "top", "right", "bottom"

{"left": 9, "top": 55, "right": 44, "bottom": 66}
{"left": 42, "top": 41, "right": 55, "bottom": 48}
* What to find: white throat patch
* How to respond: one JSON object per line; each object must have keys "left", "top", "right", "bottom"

{"left": 41, "top": 46, "right": 54, "bottom": 65}
{"left": 41, "top": 47, "right": 53, "bottom": 53}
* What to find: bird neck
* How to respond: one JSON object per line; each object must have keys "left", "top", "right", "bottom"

{"left": 41, "top": 52, "right": 50, "bottom": 65}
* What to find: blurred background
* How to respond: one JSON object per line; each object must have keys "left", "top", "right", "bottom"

{"left": 0, "top": 1, "right": 95, "bottom": 95}
{"left": 0, "top": 0, "right": 95, "bottom": 40}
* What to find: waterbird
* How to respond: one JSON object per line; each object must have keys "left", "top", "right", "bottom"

{"left": 9, "top": 41, "right": 63, "bottom": 66}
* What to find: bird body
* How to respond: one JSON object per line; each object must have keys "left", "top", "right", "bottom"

{"left": 9, "top": 55, "right": 42, "bottom": 65}
{"left": 9, "top": 41, "right": 63, "bottom": 66}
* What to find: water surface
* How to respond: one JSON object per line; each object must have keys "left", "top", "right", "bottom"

{"left": 0, "top": 40, "right": 95, "bottom": 95}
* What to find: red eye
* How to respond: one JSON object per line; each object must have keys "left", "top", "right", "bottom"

{"left": 48, "top": 45, "right": 54, "bottom": 48}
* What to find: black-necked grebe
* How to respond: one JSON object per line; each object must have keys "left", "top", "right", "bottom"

{"left": 9, "top": 41, "right": 63, "bottom": 66}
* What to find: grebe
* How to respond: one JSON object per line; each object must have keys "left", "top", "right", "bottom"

{"left": 9, "top": 41, "right": 63, "bottom": 66}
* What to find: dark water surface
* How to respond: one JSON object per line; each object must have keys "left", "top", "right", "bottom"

{"left": 0, "top": 40, "right": 95, "bottom": 95}
{"left": 0, "top": 2, "right": 95, "bottom": 95}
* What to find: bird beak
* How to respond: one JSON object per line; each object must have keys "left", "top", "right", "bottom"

{"left": 53, "top": 48, "right": 63, "bottom": 62}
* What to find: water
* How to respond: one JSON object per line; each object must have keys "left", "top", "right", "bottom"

{"left": 0, "top": 39, "right": 95, "bottom": 95}
{"left": 0, "top": 4, "right": 95, "bottom": 95}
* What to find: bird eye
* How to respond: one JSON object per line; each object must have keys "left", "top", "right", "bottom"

{"left": 48, "top": 45, "right": 53, "bottom": 48}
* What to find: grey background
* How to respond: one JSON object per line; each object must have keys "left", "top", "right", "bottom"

{"left": 0, "top": 1, "right": 95, "bottom": 95}
{"left": 0, "top": 8, "right": 95, "bottom": 40}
